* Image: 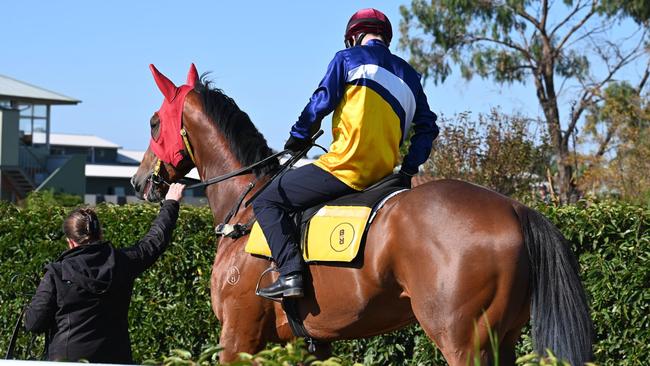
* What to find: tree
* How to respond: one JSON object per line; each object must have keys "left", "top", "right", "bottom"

{"left": 585, "top": 80, "right": 648, "bottom": 158}
{"left": 424, "top": 110, "right": 551, "bottom": 200}
{"left": 581, "top": 79, "right": 650, "bottom": 201}
{"left": 399, "top": 0, "right": 649, "bottom": 202}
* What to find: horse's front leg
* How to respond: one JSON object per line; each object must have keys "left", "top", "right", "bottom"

{"left": 211, "top": 249, "right": 277, "bottom": 362}
{"left": 218, "top": 298, "right": 273, "bottom": 363}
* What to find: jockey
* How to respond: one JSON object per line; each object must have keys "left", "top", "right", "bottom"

{"left": 252, "top": 8, "right": 439, "bottom": 300}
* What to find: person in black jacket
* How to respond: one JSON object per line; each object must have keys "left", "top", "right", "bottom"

{"left": 24, "top": 183, "right": 185, "bottom": 363}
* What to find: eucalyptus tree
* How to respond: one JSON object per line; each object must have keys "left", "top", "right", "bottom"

{"left": 400, "top": 0, "right": 649, "bottom": 202}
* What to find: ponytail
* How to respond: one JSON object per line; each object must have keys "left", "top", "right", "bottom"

{"left": 63, "top": 208, "right": 103, "bottom": 245}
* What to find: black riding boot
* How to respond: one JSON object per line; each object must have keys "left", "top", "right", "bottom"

{"left": 257, "top": 272, "right": 304, "bottom": 300}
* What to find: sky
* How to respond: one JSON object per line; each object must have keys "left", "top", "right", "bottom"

{"left": 0, "top": 1, "right": 644, "bottom": 152}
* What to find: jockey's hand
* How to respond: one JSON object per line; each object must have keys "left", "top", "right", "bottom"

{"left": 284, "top": 135, "right": 311, "bottom": 154}
{"left": 398, "top": 170, "right": 413, "bottom": 189}
{"left": 165, "top": 183, "right": 186, "bottom": 202}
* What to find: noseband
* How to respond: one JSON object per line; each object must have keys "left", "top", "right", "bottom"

{"left": 148, "top": 126, "right": 197, "bottom": 190}
{"left": 148, "top": 159, "right": 169, "bottom": 187}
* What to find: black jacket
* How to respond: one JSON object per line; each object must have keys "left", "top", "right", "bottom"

{"left": 24, "top": 200, "right": 180, "bottom": 363}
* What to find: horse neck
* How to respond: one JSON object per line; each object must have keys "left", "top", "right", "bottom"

{"left": 190, "top": 114, "right": 260, "bottom": 224}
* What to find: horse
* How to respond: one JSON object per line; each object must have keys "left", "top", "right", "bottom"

{"left": 131, "top": 64, "right": 593, "bottom": 366}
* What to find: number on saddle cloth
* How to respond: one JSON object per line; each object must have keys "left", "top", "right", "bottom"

{"left": 246, "top": 174, "right": 408, "bottom": 262}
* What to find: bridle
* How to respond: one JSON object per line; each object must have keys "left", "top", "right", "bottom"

{"left": 148, "top": 126, "right": 196, "bottom": 189}
{"left": 146, "top": 125, "right": 325, "bottom": 238}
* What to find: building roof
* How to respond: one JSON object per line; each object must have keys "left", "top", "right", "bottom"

{"left": 0, "top": 74, "right": 80, "bottom": 105}
{"left": 116, "top": 149, "right": 143, "bottom": 164}
{"left": 32, "top": 132, "right": 121, "bottom": 148}
{"left": 85, "top": 164, "right": 139, "bottom": 178}
{"left": 86, "top": 164, "right": 201, "bottom": 180}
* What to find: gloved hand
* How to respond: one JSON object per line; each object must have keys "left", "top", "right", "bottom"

{"left": 397, "top": 170, "right": 413, "bottom": 189}
{"left": 284, "top": 135, "right": 311, "bottom": 154}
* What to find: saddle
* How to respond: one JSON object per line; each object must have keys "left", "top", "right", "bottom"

{"left": 245, "top": 173, "right": 408, "bottom": 262}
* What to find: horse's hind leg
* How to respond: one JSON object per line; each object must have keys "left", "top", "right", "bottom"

{"left": 496, "top": 329, "right": 523, "bottom": 366}
{"left": 415, "top": 316, "right": 499, "bottom": 366}
{"left": 312, "top": 342, "right": 332, "bottom": 360}
{"left": 404, "top": 256, "right": 529, "bottom": 366}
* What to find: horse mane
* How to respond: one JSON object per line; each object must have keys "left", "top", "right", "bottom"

{"left": 195, "top": 74, "right": 279, "bottom": 176}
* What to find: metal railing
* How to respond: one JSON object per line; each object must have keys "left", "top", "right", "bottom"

{"left": 17, "top": 145, "right": 47, "bottom": 185}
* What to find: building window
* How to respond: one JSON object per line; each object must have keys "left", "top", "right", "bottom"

{"left": 113, "top": 186, "right": 126, "bottom": 196}
{"left": 50, "top": 147, "right": 66, "bottom": 155}
{"left": 18, "top": 104, "right": 48, "bottom": 135}
{"left": 95, "top": 148, "right": 108, "bottom": 163}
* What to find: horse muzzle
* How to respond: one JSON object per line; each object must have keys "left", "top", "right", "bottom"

{"left": 131, "top": 173, "right": 163, "bottom": 202}
{"left": 146, "top": 172, "right": 168, "bottom": 202}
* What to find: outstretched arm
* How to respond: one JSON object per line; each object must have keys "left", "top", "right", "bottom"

{"left": 122, "top": 183, "right": 184, "bottom": 277}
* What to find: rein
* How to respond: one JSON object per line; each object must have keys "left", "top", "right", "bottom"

{"left": 150, "top": 149, "right": 289, "bottom": 190}
{"left": 186, "top": 130, "right": 324, "bottom": 192}
{"left": 151, "top": 128, "right": 324, "bottom": 192}
{"left": 148, "top": 127, "right": 325, "bottom": 238}
{"left": 212, "top": 131, "right": 325, "bottom": 238}
{"left": 186, "top": 149, "right": 289, "bottom": 191}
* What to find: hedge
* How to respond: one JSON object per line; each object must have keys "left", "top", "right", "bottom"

{"left": 0, "top": 194, "right": 218, "bottom": 362}
{"left": 0, "top": 195, "right": 647, "bottom": 365}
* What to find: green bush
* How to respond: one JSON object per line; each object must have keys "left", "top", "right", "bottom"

{"left": 0, "top": 197, "right": 647, "bottom": 365}
{"left": 150, "top": 340, "right": 586, "bottom": 366}
{"left": 0, "top": 199, "right": 218, "bottom": 362}
{"left": 538, "top": 201, "right": 649, "bottom": 364}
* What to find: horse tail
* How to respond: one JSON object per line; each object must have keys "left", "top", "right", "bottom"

{"left": 515, "top": 206, "right": 593, "bottom": 365}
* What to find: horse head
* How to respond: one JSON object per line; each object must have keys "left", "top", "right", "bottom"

{"left": 131, "top": 63, "right": 200, "bottom": 202}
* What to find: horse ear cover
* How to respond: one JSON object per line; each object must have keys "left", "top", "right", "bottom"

{"left": 148, "top": 63, "right": 198, "bottom": 166}
{"left": 150, "top": 64, "right": 178, "bottom": 102}
{"left": 186, "top": 63, "right": 198, "bottom": 87}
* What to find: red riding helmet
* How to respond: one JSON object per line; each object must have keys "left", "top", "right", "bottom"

{"left": 344, "top": 8, "right": 393, "bottom": 48}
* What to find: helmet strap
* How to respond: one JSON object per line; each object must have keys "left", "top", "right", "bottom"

{"left": 353, "top": 33, "right": 367, "bottom": 47}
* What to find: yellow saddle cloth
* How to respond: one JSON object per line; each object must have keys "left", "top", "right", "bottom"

{"left": 245, "top": 205, "right": 373, "bottom": 262}
{"left": 244, "top": 173, "right": 409, "bottom": 263}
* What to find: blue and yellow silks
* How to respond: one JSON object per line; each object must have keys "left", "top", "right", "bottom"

{"left": 291, "top": 39, "right": 439, "bottom": 190}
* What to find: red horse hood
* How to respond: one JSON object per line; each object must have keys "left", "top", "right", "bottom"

{"left": 149, "top": 63, "right": 198, "bottom": 166}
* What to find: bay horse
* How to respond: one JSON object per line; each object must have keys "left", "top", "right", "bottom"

{"left": 131, "top": 64, "right": 593, "bottom": 365}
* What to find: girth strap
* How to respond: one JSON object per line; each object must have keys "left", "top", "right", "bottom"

{"left": 255, "top": 266, "right": 321, "bottom": 353}
{"left": 281, "top": 298, "right": 321, "bottom": 353}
